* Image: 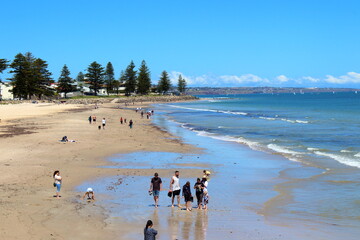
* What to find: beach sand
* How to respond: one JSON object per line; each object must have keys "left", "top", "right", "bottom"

{"left": 0, "top": 101, "right": 197, "bottom": 239}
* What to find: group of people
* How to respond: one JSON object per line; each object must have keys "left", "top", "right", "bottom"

{"left": 149, "top": 170, "right": 211, "bottom": 211}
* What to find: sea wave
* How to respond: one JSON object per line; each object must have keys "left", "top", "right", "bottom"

{"left": 355, "top": 153, "right": 360, "bottom": 158}
{"left": 267, "top": 144, "right": 304, "bottom": 155}
{"left": 167, "top": 105, "right": 248, "bottom": 116}
{"left": 314, "top": 151, "right": 360, "bottom": 168}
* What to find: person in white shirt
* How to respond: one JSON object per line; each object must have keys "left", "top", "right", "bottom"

{"left": 53, "top": 170, "right": 62, "bottom": 199}
{"left": 102, "top": 118, "right": 106, "bottom": 129}
{"left": 169, "top": 171, "right": 181, "bottom": 208}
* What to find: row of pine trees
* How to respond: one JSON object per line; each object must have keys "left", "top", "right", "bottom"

{"left": 0, "top": 52, "right": 187, "bottom": 99}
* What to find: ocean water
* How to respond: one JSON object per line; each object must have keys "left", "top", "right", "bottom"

{"left": 151, "top": 92, "right": 360, "bottom": 232}
{"left": 156, "top": 92, "right": 360, "bottom": 170}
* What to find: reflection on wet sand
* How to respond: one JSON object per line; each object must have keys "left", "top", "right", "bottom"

{"left": 164, "top": 207, "right": 208, "bottom": 240}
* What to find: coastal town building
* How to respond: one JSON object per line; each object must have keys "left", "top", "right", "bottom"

{"left": 0, "top": 82, "right": 13, "bottom": 100}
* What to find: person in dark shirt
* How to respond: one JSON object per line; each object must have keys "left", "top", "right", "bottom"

{"left": 194, "top": 178, "right": 204, "bottom": 209}
{"left": 182, "top": 181, "right": 193, "bottom": 211}
{"left": 149, "top": 173, "right": 162, "bottom": 208}
{"left": 144, "top": 220, "right": 157, "bottom": 240}
{"left": 129, "top": 119, "right": 133, "bottom": 129}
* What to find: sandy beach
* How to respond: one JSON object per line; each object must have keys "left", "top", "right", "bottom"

{"left": 0, "top": 100, "right": 199, "bottom": 239}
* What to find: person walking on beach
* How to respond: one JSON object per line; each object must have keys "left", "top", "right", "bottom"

{"left": 169, "top": 171, "right": 181, "bottom": 208}
{"left": 92, "top": 115, "right": 96, "bottom": 124}
{"left": 144, "top": 220, "right": 157, "bottom": 240}
{"left": 149, "top": 173, "right": 162, "bottom": 208}
{"left": 129, "top": 119, "right": 133, "bottom": 129}
{"left": 102, "top": 118, "right": 106, "bottom": 129}
{"left": 120, "top": 117, "right": 123, "bottom": 124}
{"left": 182, "top": 181, "right": 193, "bottom": 211}
{"left": 88, "top": 115, "right": 92, "bottom": 124}
{"left": 53, "top": 170, "right": 62, "bottom": 199}
{"left": 194, "top": 178, "right": 204, "bottom": 209}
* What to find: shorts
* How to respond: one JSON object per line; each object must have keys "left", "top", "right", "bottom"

{"left": 152, "top": 190, "right": 160, "bottom": 197}
{"left": 56, "top": 183, "right": 61, "bottom": 192}
{"left": 172, "top": 189, "right": 181, "bottom": 196}
{"left": 184, "top": 195, "right": 192, "bottom": 202}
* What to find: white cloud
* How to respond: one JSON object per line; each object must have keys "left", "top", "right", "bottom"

{"left": 325, "top": 72, "right": 360, "bottom": 84}
{"left": 302, "top": 76, "right": 320, "bottom": 82}
{"left": 168, "top": 71, "right": 360, "bottom": 87}
{"left": 276, "top": 75, "right": 289, "bottom": 83}
{"left": 219, "top": 74, "right": 268, "bottom": 84}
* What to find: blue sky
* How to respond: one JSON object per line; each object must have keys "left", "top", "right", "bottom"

{"left": 1, "top": 0, "right": 360, "bottom": 88}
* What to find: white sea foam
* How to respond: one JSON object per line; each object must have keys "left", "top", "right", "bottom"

{"left": 259, "top": 116, "right": 276, "bottom": 121}
{"left": 354, "top": 153, "right": 360, "bottom": 158}
{"left": 307, "top": 147, "right": 320, "bottom": 151}
{"left": 314, "top": 151, "right": 360, "bottom": 168}
{"left": 167, "top": 105, "right": 248, "bottom": 116}
{"left": 267, "top": 144, "right": 303, "bottom": 155}
{"left": 340, "top": 149, "right": 354, "bottom": 153}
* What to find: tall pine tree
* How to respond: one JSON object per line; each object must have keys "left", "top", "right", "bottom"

{"left": 76, "top": 72, "right": 85, "bottom": 93}
{"left": 158, "top": 70, "right": 171, "bottom": 94}
{"left": 104, "top": 62, "right": 115, "bottom": 95}
{"left": 124, "top": 61, "right": 137, "bottom": 96}
{"left": 136, "top": 60, "right": 151, "bottom": 95}
{"left": 85, "top": 61, "right": 105, "bottom": 96}
{"left": 0, "top": 59, "right": 8, "bottom": 83}
{"left": 177, "top": 74, "right": 187, "bottom": 94}
{"left": 57, "top": 65, "right": 75, "bottom": 98}
{"left": 9, "top": 52, "right": 53, "bottom": 99}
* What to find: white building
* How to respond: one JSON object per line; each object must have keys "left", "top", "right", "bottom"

{"left": 0, "top": 82, "right": 13, "bottom": 100}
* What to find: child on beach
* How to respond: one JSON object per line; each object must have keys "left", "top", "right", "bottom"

{"left": 129, "top": 119, "right": 133, "bottom": 129}
{"left": 120, "top": 117, "right": 123, "bottom": 124}
{"left": 92, "top": 116, "right": 96, "bottom": 124}
{"left": 53, "top": 170, "right": 62, "bottom": 199}
{"left": 82, "top": 188, "right": 95, "bottom": 201}
{"left": 144, "top": 220, "right": 157, "bottom": 240}
{"left": 202, "top": 177, "right": 209, "bottom": 209}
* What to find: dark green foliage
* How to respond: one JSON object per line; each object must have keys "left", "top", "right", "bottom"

{"left": 124, "top": 61, "right": 137, "bottom": 96}
{"left": 76, "top": 72, "right": 85, "bottom": 93}
{"left": 104, "top": 62, "right": 115, "bottom": 95}
{"left": 0, "top": 58, "right": 8, "bottom": 83}
{"left": 57, "top": 65, "right": 75, "bottom": 98}
{"left": 136, "top": 60, "right": 151, "bottom": 95}
{"left": 76, "top": 71, "right": 85, "bottom": 82}
{"left": 9, "top": 52, "right": 54, "bottom": 99}
{"left": 177, "top": 74, "right": 187, "bottom": 94}
{"left": 157, "top": 70, "right": 171, "bottom": 94}
{"left": 85, "top": 61, "right": 105, "bottom": 96}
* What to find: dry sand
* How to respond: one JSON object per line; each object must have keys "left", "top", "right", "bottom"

{"left": 0, "top": 101, "right": 199, "bottom": 240}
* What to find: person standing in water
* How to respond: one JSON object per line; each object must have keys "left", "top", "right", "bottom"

{"left": 194, "top": 178, "right": 204, "bottom": 209}
{"left": 182, "top": 181, "right": 193, "bottom": 211}
{"left": 149, "top": 173, "right": 162, "bottom": 208}
{"left": 144, "top": 220, "right": 157, "bottom": 240}
{"left": 53, "top": 170, "right": 62, "bottom": 199}
{"left": 169, "top": 170, "right": 181, "bottom": 208}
